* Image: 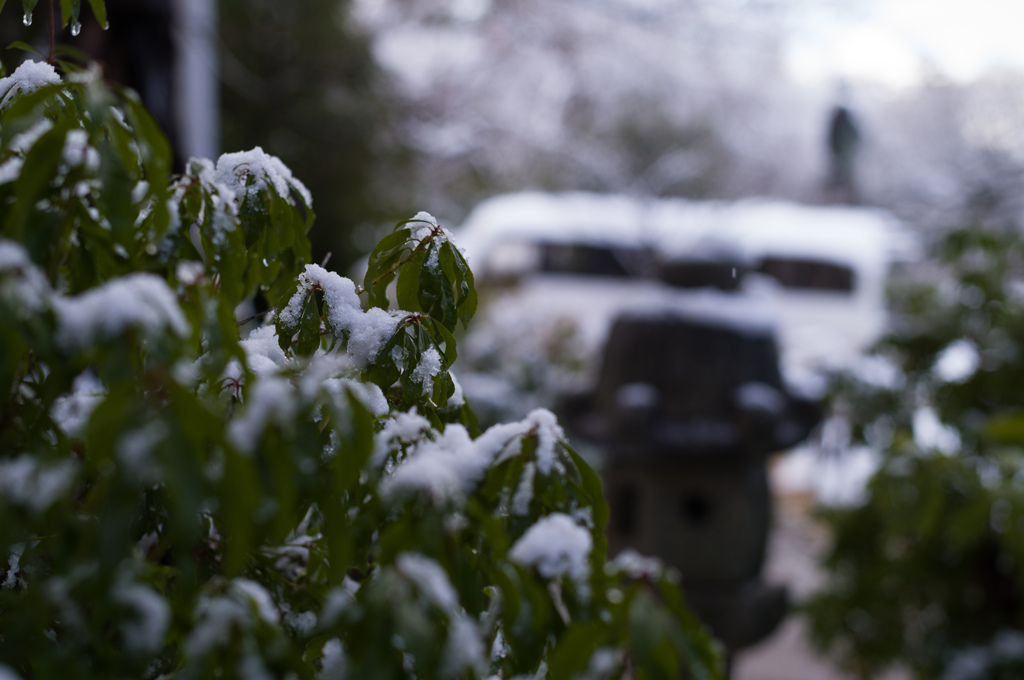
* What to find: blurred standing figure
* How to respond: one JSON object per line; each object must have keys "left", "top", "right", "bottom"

{"left": 824, "top": 85, "right": 861, "bottom": 204}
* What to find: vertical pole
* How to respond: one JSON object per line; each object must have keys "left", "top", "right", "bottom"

{"left": 172, "top": 0, "right": 220, "bottom": 161}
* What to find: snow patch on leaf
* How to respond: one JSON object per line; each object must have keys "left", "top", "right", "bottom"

{"left": 382, "top": 424, "right": 479, "bottom": 502}
{"left": 0, "top": 239, "right": 53, "bottom": 311}
{"left": 318, "top": 638, "right": 348, "bottom": 680}
{"left": 441, "top": 614, "right": 486, "bottom": 677}
{"left": 0, "top": 158, "right": 22, "bottom": 185}
{"left": 184, "top": 578, "right": 280, "bottom": 658}
{"left": 0, "top": 457, "right": 76, "bottom": 514}
{"left": 229, "top": 376, "right": 298, "bottom": 452}
{"left": 215, "top": 146, "right": 312, "bottom": 209}
{"left": 382, "top": 408, "right": 566, "bottom": 504}
{"left": 0, "top": 60, "right": 61, "bottom": 107}
{"left": 325, "top": 378, "right": 389, "bottom": 417}
{"left": 372, "top": 410, "right": 433, "bottom": 468}
{"left": 114, "top": 577, "right": 170, "bottom": 653}
{"left": 511, "top": 462, "right": 535, "bottom": 516}
{"left": 55, "top": 274, "right": 190, "bottom": 350}
{"left": 447, "top": 372, "right": 465, "bottom": 408}
{"left": 395, "top": 553, "right": 458, "bottom": 610}
{"left": 61, "top": 129, "right": 99, "bottom": 171}
{"left": 240, "top": 325, "right": 290, "bottom": 376}
{"left": 50, "top": 372, "right": 105, "bottom": 437}
{"left": 608, "top": 549, "right": 664, "bottom": 580}
{"left": 509, "top": 513, "right": 592, "bottom": 586}
{"left": 281, "top": 264, "right": 403, "bottom": 368}
{"left": 521, "top": 408, "right": 563, "bottom": 475}
{"left": 411, "top": 347, "right": 442, "bottom": 395}
{"left": 8, "top": 118, "right": 52, "bottom": 154}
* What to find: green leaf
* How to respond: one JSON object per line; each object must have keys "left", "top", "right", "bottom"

{"left": 547, "top": 622, "right": 604, "bottom": 679}
{"left": 983, "top": 411, "right": 1024, "bottom": 444}
{"left": 333, "top": 389, "right": 375, "bottom": 492}
{"left": 365, "top": 323, "right": 405, "bottom": 391}
{"left": 628, "top": 590, "right": 680, "bottom": 680}
{"left": 418, "top": 241, "right": 457, "bottom": 331}
{"left": 450, "top": 243, "right": 478, "bottom": 328}
{"left": 566, "top": 444, "right": 608, "bottom": 556}
{"left": 85, "top": 0, "right": 106, "bottom": 29}
{"left": 655, "top": 577, "right": 724, "bottom": 680}
{"left": 423, "top": 316, "right": 458, "bottom": 367}
{"left": 20, "top": 0, "right": 37, "bottom": 24}
{"left": 4, "top": 118, "right": 68, "bottom": 261}
{"left": 363, "top": 226, "right": 412, "bottom": 310}
{"left": 294, "top": 289, "right": 322, "bottom": 357}
{"left": 435, "top": 241, "right": 461, "bottom": 330}
{"left": 395, "top": 246, "right": 424, "bottom": 313}
{"left": 53, "top": 43, "right": 90, "bottom": 62}
{"left": 119, "top": 89, "right": 171, "bottom": 188}
{"left": 222, "top": 447, "right": 261, "bottom": 576}
{"left": 6, "top": 40, "right": 42, "bottom": 56}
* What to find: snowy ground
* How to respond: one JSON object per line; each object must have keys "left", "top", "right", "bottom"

{"left": 732, "top": 483, "right": 910, "bottom": 680}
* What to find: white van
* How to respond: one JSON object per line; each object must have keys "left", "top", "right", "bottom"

{"left": 456, "top": 192, "right": 917, "bottom": 400}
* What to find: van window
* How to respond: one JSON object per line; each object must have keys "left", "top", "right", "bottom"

{"left": 540, "top": 243, "right": 654, "bottom": 278}
{"left": 758, "top": 257, "right": 855, "bottom": 292}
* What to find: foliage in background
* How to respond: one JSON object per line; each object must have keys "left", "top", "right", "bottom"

{"left": 218, "top": 0, "right": 413, "bottom": 271}
{"left": 455, "top": 301, "right": 590, "bottom": 431}
{"left": 806, "top": 226, "right": 1024, "bottom": 680}
{"left": 0, "top": 19, "right": 724, "bottom": 680}
{"left": 353, "top": 0, "right": 790, "bottom": 223}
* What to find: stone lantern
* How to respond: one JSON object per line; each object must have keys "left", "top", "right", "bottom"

{"left": 567, "top": 294, "right": 820, "bottom": 666}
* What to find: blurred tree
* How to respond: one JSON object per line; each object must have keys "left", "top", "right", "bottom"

{"left": 857, "top": 72, "right": 1024, "bottom": 232}
{"left": 354, "top": 0, "right": 809, "bottom": 222}
{"left": 807, "top": 224, "right": 1024, "bottom": 680}
{"left": 219, "top": 0, "right": 413, "bottom": 269}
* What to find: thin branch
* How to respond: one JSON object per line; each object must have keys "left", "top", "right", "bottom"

{"left": 48, "top": 0, "right": 55, "bottom": 63}
{"left": 235, "top": 309, "right": 274, "bottom": 326}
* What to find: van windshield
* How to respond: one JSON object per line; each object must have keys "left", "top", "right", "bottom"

{"left": 757, "top": 257, "right": 855, "bottom": 292}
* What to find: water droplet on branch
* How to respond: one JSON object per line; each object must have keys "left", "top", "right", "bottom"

{"left": 22, "top": 11, "right": 32, "bottom": 26}
{"left": 71, "top": 21, "right": 82, "bottom": 37}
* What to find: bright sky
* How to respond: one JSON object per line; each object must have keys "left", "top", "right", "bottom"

{"left": 784, "top": 0, "right": 1024, "bottom": 88}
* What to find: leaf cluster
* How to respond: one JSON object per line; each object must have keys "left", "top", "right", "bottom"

{"left": 0, "top": 60, "right": 722, "bottom": 679}
{"left": 807, "top": 226, "right": 1024, "bottom": 680}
